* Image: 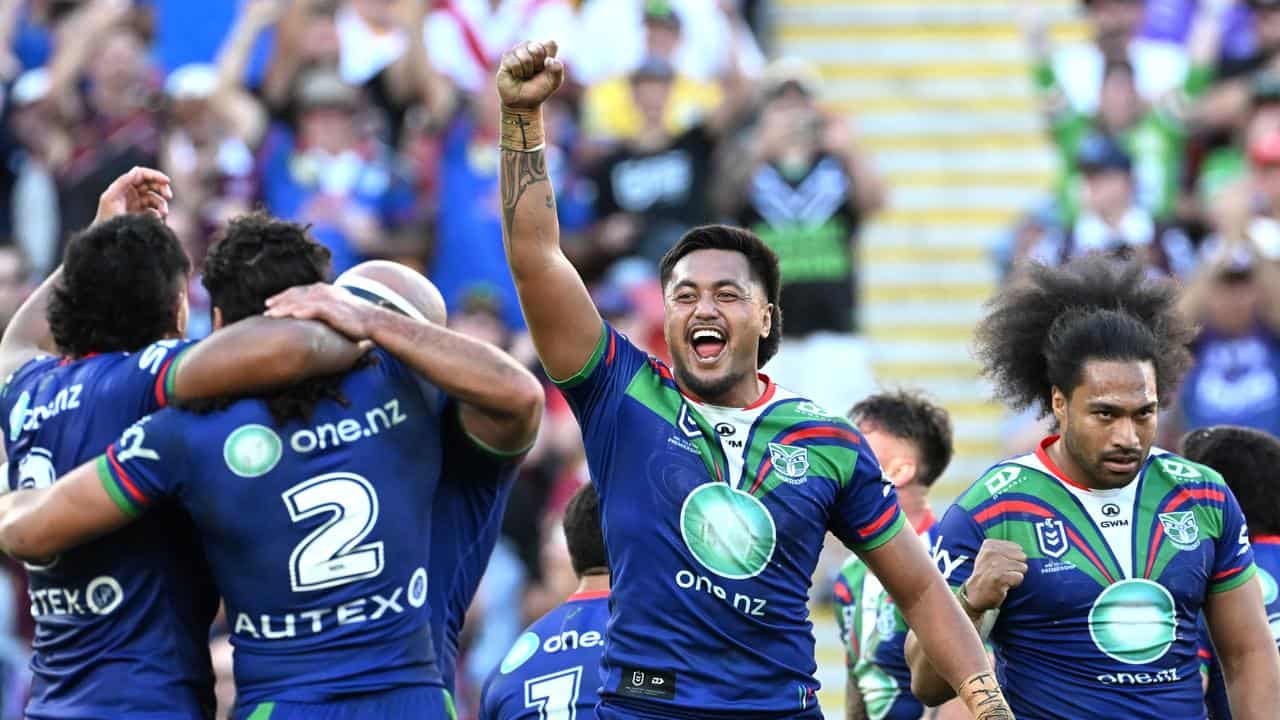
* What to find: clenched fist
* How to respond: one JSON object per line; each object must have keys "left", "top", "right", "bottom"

{"left": 962, "top": 539, "right": 1027, "bottom": 613}
{"left": 496, "top": 40, "right": 565, "bottom": 110}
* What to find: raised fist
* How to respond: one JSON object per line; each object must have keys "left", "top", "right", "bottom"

{"left": 94, "top": 167, "right": 173, "bottom": 225}
{"left": 496, "top": 40, "right": 565, "bottom": 109}
{"left": 963, "top": 539, "right": 1027, "bottom": 613}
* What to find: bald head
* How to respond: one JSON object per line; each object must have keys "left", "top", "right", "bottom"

{"left": 335, "top": 260, "right": 446, "bottom": 325}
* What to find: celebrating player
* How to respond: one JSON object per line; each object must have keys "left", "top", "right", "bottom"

{"left": 494, "top": 39, "right": 1008, "bottom": 719}
{"left": 333, "top": 260, "right": 528, "bottom": 694}
{"left": 481, "top": 483, "right": 610, "bottom": 720}
{"left": 0, "top": 170, "right": 370, "bottom": 719}
{"left": 834, "top": 390, "right": 967, "bottom": 720}
{"left": 906, "top": 257, "right": 1280, "bottom": 718}
{"left": 0, "top": 218, "right": 543, "bottom": 719}
{"left": 1182, "top": 425, "right": 1280, "bottom": 719}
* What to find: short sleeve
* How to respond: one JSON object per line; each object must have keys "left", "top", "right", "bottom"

{"left": 1209, "top": 485, "right": 1258, "bottom": 594}
{"left": 833, "top": 560, "right": 868, "bottom": 672}
{"left": 96, "top": 410, "right": 188, "bottom": 518}
{"left": 552, "top": 322, "right": 649, "bottom": 439}
{"left": 828, "top": 445, "right": 905, "bottom": 554}
{"left": 130, "top": 338, "right": 197, "bottom": 410}
{"left": 933, "top": 504, "right": 987, "bottom": 590}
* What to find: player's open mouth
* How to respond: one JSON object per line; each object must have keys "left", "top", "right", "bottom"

{"left": 689, "top": 327, "right": 727, "bottom": 364}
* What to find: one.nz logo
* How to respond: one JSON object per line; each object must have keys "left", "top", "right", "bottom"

{"left": 1159, "top": 511, "right": 1200, "bottom": 549}
{"left": 768, "top": 443, "right": 808, "bottom": 484}
{"left": 1036, "top": 518, "right": 1069, "bottom": 559}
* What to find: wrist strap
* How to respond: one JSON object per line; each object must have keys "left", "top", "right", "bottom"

{"left": 958, "top": 672, "right": 1014, "bottom": 720}
{"left": 500, "top": 107, "right": 545, "bottom": 152}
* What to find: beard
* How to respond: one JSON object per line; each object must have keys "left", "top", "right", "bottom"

{"left": 1063, "top": 429, "right": 1142, "bottom": 489}
{"left": 674, "top": 361, "right": 749, "bottom": 404}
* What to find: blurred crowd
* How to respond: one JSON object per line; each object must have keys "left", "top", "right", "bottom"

{"left": 0, "top": 0, "right": 888, "bottom": 716}
{"left": 999, "top": 0, "right": 1280, "bottom": 455}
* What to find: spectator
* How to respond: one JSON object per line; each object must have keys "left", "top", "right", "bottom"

{"left": 1030, "top": 133, "right": 1200, "bottom": 276}
{"left": 1027, "top": 2, "right": 1223, "bottom": 220}
{"left": 580, "top": 0, "right": 725, "bottom": 142}
{"left": 715, "top": 57, "right": 884, "bottom": 411}
{"left": 574, "top": 0, "right": 763, "bottom": 86}
{"left": 424, "top": 0, "right": 575, "bottom": 94}
{"left": 581, "top": 57, "right": 722, "bottom": 272}
{"left": 258, "top": 67, "right": 419, "bottom": 275}
{"left": 1047, "top": 0, "right": 1189, "bottom": 115}
{"left": 1176, "top": 241, "right": 1280, "bottom": 437}
{"left": 3, "top": 69, "right": 63, "bottom": 278}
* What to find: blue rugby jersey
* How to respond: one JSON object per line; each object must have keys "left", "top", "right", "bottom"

{"left": 0, "top": 340, "right": 219, "bottom": 719}
{"left": 1200, "top": 535, "right": 1280, "bottom": 719}
{"left": 555, "top": 324, "right": 904, "bottom": 717}
{"left": 95, "top": 350, "right": 450, "bottom": 711}
{"left": 933, "top": 437, "right": 1256, "bottom": 719}
{"left": 480, "top": 591, "right": 609, "bottom": 720}
{"left": 833, "top": 514, "right": 942, "bottom": 720}
{"left": 428, "top": 400, "right": 523, "bottom": 691}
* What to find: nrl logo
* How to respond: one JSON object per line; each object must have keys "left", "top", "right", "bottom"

{"left": 1159, "top": 511, "right": 1200, "bottom": 549}
{"left": 1035, "top": 518, "right": 1069, "bottom": 559}
{"left": 768, "top": 443, "right": 809, "bottom": 483}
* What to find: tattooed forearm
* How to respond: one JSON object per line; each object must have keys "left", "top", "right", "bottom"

{"left": 958, "top": 672, "right": 1014, "bottom": 720}
{"left": 500, "top": 148, "right": 551, "bottom": 245}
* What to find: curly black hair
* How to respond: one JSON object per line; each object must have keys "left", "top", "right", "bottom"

{"left": 191, "top": 212, "right": 342, "bottom": 426}
{"left": 659, "top": 224, "right": 783, "bottom": 368}
{"left": 48, "top": 214, "right": 191, "bottom": 357}
{"left": 563, "top": 483, "right": 608, "bottom": 577}
{"left": 849, "top": 389, "right": 954, "bottom": 487}
{"left": 974, "top": 256, "right": 1196, "bottom": 416}
{"left": 1182, "top": 425, "right": 1280, "bottom": 535}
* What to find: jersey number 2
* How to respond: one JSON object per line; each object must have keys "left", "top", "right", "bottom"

{"left": 524, "top": 666, "right": 583, "bottom": 720}
{"left": 282, "top": 472, "right": 385, "bottom": 592}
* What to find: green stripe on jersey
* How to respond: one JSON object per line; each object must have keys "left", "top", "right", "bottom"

{"left": 245, "top": 702, "right": 275, "bottom": 720}
{"left": 550, "top": 323, "right": 608, "bottom": 389}
{"left": 443, "top": 688, "right": 458, "bottom": 720}
{"left": 624, "top": 368, "right": 730, "bottom": 485}
{"left": 1211, "top": 563, "right": 1258, "bottom": 594}
{"left": 97, "top": 455, "right": 139, "bottom": 519}
{"left": 162, "top": 345, "right": 191, "bottom": 401}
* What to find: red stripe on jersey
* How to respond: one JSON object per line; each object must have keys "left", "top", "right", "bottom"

{"left": 566, "top": 590, "right": 610, "bottom": 602}
{"left": 858, "top": 505, "right": 898, "bottom": 539}
{"left": 749, "top": 458, "right": 772, "bottom": 494}
{"left": 154, "top": 356, "right": 176, "bottom": 407}
{"left": 1065, "top": 526, "right": 1115, "bottom": 584}
{"left": 605, "top": 332, "right": 616, "bottom": 367}
{"left": 106, "top": 447, "right": 149, "bottom": 506}
{"left": 1198, "top": 648, "right": 1212, "bottom": 660}
{"left": 1213, "top": 566, "right": 1247, "bottom": 582}
{"left": 833, "top": 580, "right": 853, "bottom": 604}
{"left": 742, "top": 377, "right": 776, "bottom": 411}
{"left": 972, "top": 500, "right": 1054, "bottom": 525}
{"left": 747, "top": 426, "right": 861, "bottom": 494}
{"left": 1164, "top": 487, "right": 1226, "bottom": 512}
{"left": 1145, "top": 524, "right": 1164, "bottom": 579}
{"left": 1254, "top": 535, "right": 1280, "bottom": 545}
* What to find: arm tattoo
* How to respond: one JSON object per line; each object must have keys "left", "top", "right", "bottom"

{"left": 960, "top": 672, "right": 1014, "bottom": 720}
{"left": 499, "top": 148, "right": 550, "bottom": 248}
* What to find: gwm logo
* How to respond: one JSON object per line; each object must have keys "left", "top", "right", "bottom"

{"left": 768, "top": 443, "right": 809, "bottom": 484}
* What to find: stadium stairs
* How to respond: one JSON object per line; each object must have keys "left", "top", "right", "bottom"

{"left": 771, "top": 0, "right": 1084, "bottom": 714}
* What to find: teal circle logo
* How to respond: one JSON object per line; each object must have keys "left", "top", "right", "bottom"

{"left": 1260, "top": 568, "right": 1278, "bottom": 606}
{"left": 223, "top": 424, "right": 282, "bottom": 478}
{"left": 500, "top": 632, "right": 540, "bottom": 674}
{"left": 8, "top": 391, "right": 29, "bottom": 442}
{"left": 1088, "top": 579, "right": 1177, "bottom": 665}
{"left": 679, "top": 483, "right": 776, "bottom": 580}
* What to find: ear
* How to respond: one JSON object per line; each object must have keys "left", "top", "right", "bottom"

{"left": 884, "top": 457, "right": 918, "bottom": 488}
{"left": 212, "top": 306, "right": 224, "bottom": 332}
{"left": 759, "top": 302, "right": 773, "bottom": 340}
{"left": 1051, "top": 385, "right": 1069, "bottom": 427}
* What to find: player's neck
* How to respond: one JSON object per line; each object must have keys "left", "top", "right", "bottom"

{"left": 575, "top": 573, "right": 610, "bottom": 595}
{"left": 1044, "top": 437, "right": 1105, "bottom": 491}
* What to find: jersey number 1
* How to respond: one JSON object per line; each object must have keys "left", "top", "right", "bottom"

{"left": 524, "top": 666, "right": 583, "bottom": 720}
{"left": 282, "top": 472, "right": 385, "bottom": 592}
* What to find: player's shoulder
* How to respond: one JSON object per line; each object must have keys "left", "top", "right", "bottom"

{"left": 1143, "top": 448, "right": 1224, "bottom": 488}
{"left": 764, "top": 388, "right": 864, "bottom": 445}
{"left": 953, "top": 452, "right": 1058, "bottom": 511}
